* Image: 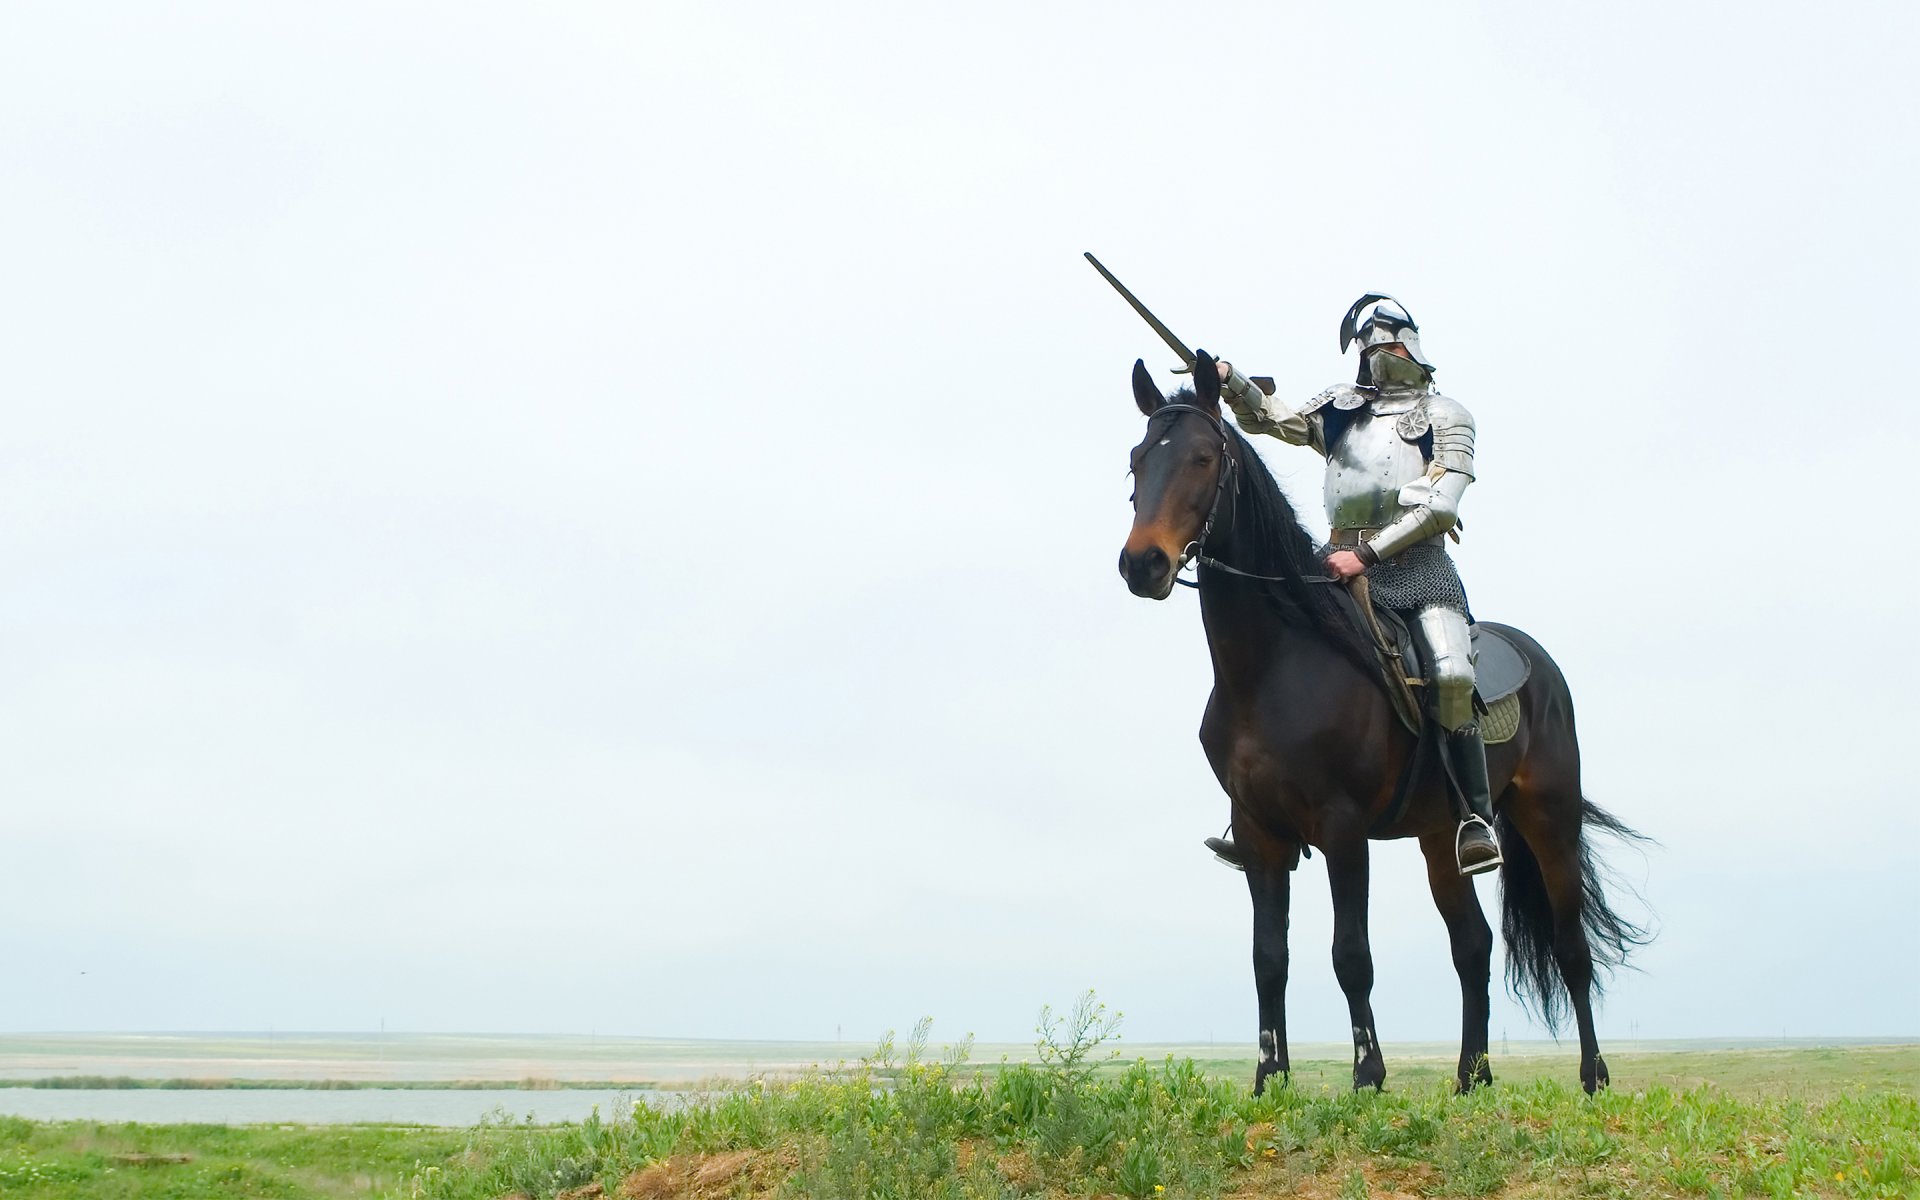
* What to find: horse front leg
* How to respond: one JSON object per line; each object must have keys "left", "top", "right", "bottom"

{"left": 1246, "top": 862, "right": 1292, "bottom": 1095}
{"left": 1325, "top": 831, "right": 1385, "bottom": 1091}
{"left": 1420, "top": 830, "right": 1494, "bottom": 1092}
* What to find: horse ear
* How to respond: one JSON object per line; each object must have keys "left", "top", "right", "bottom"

{"left": 1131, "top": 358, "right": 1164, "bottom": 416}
{"left": 1194, "top": 350, "right": 1221, "bottom": 410}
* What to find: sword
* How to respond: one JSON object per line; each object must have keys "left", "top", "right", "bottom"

{"left": 1084, "top": 251, "right": 1275, "bottom": 395}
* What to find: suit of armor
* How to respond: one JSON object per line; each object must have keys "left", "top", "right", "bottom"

{"left": 1220, "top": 371, "right": 1479, "bottom": 732}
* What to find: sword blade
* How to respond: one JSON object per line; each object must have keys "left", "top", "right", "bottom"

{"left": 1084, "top": 252, "right": 1196, "bottom": 370}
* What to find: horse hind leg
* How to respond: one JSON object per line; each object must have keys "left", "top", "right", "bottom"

{"left": 1420, "top": 830, "right": 1494, "bottom": 1092}
{"left": 1505, "top": 793, "right": 1612, "bottom": 1093}
{"left": 1549, "top": 860, "right": 1609, "bottom": 1094}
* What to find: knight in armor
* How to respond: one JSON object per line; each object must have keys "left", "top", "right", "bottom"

{"left": 1205, "top": 295, "right": 1502, "bottom": 876}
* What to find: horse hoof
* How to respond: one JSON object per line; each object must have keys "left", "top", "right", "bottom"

{"left": 1352, "top": 1062, "right": 1386, "bottom": 1092}
{"left": 1582, "top": 1055, "right": 1609, "bottom": 1095}
{"left": 1453, "top": 1054, "right": 1493, "bottom": 1094}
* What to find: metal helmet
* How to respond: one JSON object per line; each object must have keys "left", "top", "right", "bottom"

{"left": 1339, "top": 293, "right": 1434, "bottom": 383}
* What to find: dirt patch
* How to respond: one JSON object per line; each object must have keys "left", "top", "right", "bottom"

{"left": 994, "top": 1146, "right": 1038, "bottom": 1190}
{"left": 620, "top": 1150, "right": 780, "bottom": 1199}
{"left": 621, "top": 1162, "right": 682, "bottom": 1200}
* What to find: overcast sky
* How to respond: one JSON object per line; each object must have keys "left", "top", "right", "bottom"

{"left": 2, "top": 2, "right": 1915, "bottom": 1050}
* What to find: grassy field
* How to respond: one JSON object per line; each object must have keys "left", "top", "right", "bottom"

{"left": 2, "top": 1020, "right": 1915, "bottom": 1198}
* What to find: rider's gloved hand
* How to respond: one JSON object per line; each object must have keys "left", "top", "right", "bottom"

{"left": 1325, "top": 551, "right": 1368, "bottom": 579}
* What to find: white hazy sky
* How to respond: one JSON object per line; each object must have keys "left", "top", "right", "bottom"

{"left": 3, "top": 2, "right": 1915, "bottom": 1049}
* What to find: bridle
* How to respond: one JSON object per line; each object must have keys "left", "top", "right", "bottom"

{"left": 1142, "top": 403, "right": 1236, "bottom": 582}
{"left": 1141, "top": 403, "right": 1338, "bottom": 590}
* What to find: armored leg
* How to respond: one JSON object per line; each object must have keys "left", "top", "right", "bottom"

{"left": 1417, "top": 606, "right": 1502, "bottom": 876}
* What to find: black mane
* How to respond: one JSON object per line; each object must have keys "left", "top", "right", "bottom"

{"left": 1219, "top": 423, "right": 1331, "bottom": 595}
{"left": 1198, "top": 406, "right": 1376, "bottom": 670}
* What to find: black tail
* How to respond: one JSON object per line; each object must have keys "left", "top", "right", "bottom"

{"left": 1496, "top": 799, "right": 1652, "bottom": 1030}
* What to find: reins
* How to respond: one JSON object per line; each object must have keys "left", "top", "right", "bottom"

{"left": 1146, "top": 403, "right": 1340, "bottom": 590}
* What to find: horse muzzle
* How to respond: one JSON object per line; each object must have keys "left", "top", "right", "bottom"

{"left": 1118, "top": 539, "right": 1179, "bottom": 600}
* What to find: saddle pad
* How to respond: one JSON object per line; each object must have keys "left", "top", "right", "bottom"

{"left": 1470, "top": 625, "right": 1530, "bottom": 704}
{"left": 1482, "top": 693, "right": 1522, "bottom": 744}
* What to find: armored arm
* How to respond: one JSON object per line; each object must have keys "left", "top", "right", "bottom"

{"left": 1221, "top": 365, "right": 1325, "bottom": 453}
{"left": 1363, "top": 396, "right": 1476, "bottom": 562}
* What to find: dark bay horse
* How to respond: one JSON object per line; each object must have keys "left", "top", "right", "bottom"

{"left": 1117, "top": 352, "right": 1645, "bottom": 1095}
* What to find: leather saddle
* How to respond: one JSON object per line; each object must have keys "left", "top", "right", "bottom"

{"left": 1329, "top": 581, "right": 1534, "bottom": 838}
{"left": 1335, "top": 582, "right": 1531, "bottom": 737}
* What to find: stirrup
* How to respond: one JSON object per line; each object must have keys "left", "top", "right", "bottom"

{"left": 1455, "top": 815, "right": 1503, "bottom": 877}
{"left": 1203, "top": 836, "right": 1246, "bottom": 873}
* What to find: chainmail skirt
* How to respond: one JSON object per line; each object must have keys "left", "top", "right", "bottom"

{"left": 1322, "top": 541, "right": 1471, "bottom": 617}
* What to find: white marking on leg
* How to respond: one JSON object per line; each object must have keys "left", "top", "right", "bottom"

{"left": 1259, "top": 1029, "right": 1277, "bottom": 1064}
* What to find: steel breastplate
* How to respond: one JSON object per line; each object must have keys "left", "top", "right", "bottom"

{"left": 1324, "top": 405, "right": 1432, "bottom": 530}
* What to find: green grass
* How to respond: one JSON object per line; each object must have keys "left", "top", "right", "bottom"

{"left": 1155, "top": 1042, "right": 1920, "bottom": 1102}
{"left": 2, "top": 1007, "right": 1915, "bottom": 1199}
{"left": 0, "top": 1118, "right": 469, "bottom": 1198}
{"left": 430, "top": 1024, "right": 1920, "bottom": 1200}
{"left": 7, "top": 1060, "right": 1911, "bottom": 1198}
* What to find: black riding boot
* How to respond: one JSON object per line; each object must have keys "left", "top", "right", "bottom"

{"left": 1203, "top": 833, "right": 1245, "bottom": 872}
{"left": 1449, "top": 723, "right": 1503, "bottom": 876}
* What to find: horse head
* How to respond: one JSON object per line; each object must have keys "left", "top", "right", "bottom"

{"left": 1118, "top": 350, "right": 1229, "bottom": 599}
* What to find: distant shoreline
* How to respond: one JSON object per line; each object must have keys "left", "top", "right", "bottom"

{"left": 2, "top": 1035, "right": 1917, "bottom": 1095}
{"left": 0, "top": 1076, "right": 663, "bottom": 1091}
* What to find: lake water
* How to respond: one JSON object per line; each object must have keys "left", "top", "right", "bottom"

{"left": 0, "top": 1088, "right": 683, "bottom": 1127}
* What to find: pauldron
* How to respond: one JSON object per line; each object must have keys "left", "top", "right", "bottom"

{"left": 1298, "top": 384, "right": 1370, "bottom": 415}
{"left": 1304, "top": 388, "right": 1473, "bottom": 471}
